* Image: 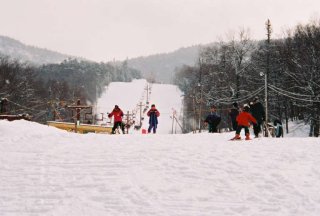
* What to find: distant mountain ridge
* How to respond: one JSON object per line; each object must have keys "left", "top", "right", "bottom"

{"left": 0, "top": 35, "right": 72, "bottom": 65}
{"left": 0, "top": 35, "right": 201, "bottom": 83}
{"left": 127, "top": 45, "right": 200, "bottom": 83}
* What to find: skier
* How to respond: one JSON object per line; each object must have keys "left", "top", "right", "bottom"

{"left": 229, "top": 102, "right": 239, "bottom": 131}
{"left": 147, "top": 104, "right": 160, "bottom": 133}
{"left": 231, "top": 104, "right": 257, "bottom": 140}
{"left": 250, "top": 97, "right": 265, "bottom": 138}
{"left": 108, "top": 105, "right": 125, "bottom": 134}
{"left": 204, "top": 105, "right": 221, "bottom": 133}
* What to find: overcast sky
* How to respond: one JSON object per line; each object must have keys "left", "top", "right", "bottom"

{"left": 0, "top": 0, "right": 319, "bottom": 61}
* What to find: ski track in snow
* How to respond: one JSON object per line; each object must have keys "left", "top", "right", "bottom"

{"left": 1, "top": 120, "right": 320, "bottom": 216}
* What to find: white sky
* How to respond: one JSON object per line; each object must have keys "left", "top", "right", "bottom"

{"left": 0, "top": 0, "right": 319, "bottom": 61}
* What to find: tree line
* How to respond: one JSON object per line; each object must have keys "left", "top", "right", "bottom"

{"left": 174, "top": 21, "right": 320, "bottom": 137}
{"left": 0, "top": 57, "right": 141, "bottom": 123}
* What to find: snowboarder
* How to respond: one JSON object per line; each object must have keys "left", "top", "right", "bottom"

{"left": 147, "top": 104, "right": 160, "bottom": 133}
{"left": 250, "top": 97, "right": 265, "bottom": 138}
{"left": 108, "top": 105, "right": 125, "bottom": 134}
{"left": 231, "top": 104, "right": 257, "bottom": 140}
{"left": 204, "top": 105, "right": 221, "bottom": 133}
{"left": 229, "top": 102, "right": 239, "bottom": 131}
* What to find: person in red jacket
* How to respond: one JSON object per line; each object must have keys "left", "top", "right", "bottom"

{"left": 147, "top": 104, "right": 160, "bottom": 133}
{"left": 231, "top": 104, "right": 257, "bottom": 140}
{"left": 108, "top": 105, "right": 125, "bottom": 134}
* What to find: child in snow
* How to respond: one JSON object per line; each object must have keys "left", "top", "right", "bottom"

{"left": 204, "top": 105, "right": 221, "bottom": 133}
{"left": 231, "top": 104, "right": 257, "bottom": 140}
{"left": 147, "top": 104, "right": 160, "bottom": 133}
{"left": 108, "top": 105, "right": 125, "bottom": 134}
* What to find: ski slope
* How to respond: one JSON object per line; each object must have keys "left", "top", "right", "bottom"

{"left": 96, "top": 79, "right": 183, "bottom": 134}
{"left": 1, "top": 80, "right": 320, "bottom": 215}
{"left": 1, "top": 120, "right": 320, "bottom": 216}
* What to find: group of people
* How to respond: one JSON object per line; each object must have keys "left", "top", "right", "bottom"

{"left": 108, "top": 104, "right": 160, "bottom": 134}
{"left": 109, "top": 97, "right": 282, "bottom": 138}
{"left": 204, "top": 97, "right": 267, "bottom": 140}
{"left": 229, "top": 97, "right": 266, "bottom": 140}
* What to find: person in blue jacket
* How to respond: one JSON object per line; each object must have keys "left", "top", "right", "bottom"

{"left": 147, "top": 104, "right": 160, "bottom": 133}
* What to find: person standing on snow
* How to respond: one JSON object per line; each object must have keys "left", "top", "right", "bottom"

{"left": 204, "top": 105, "right": 221, "bottom": 133}
{"left": 250, "top": 97, "right": 265, "bottom": 138}
{"left": 147, "top": 104, "right": 160, "bottom": 133}
{"left": 229, "top": 102, "right": 239, "bottom": 131}
{"left": 231, "top": 104, "right": 257, "bottom": 140}
{"left": 108, "top": 105, "right": 125, "bottom": 134}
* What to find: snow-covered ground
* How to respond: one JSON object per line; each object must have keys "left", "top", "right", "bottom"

{"left": 1, "top": 120, "right": 320, "bottom": 216}
{"left": 1, "top": 80, "right": 320, "bottom": 215}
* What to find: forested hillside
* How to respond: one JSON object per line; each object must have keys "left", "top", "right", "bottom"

{"left": 127, "top": 45, "right": 200, "bottom": 83}
{"left": 0, "top": 57, "right": 141, "bottom": 123}
{"left": 175, "top": 22, "right": 320, "bottom": 137}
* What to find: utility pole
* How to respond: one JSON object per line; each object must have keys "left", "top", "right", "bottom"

{"left": 145, "top": 84, "right": 150, "bottom": 105}
{"left": 137, "top": 102, "right": 144, "bottom": 126}
{"left": 198, "top": 58, "right": 203, "bottom": 133}
{"left": 171, "top": 109, "right": 176, "bottom": 134}
{"left": 192, "top": 93, "right": 196, "bottom": 133}
{"left": 67, "top": 99, "right": 91, "bottom": 133}
{"left": 123, "top": 111, "right": 134, "bottom": 134}
{"left": 265, "top": 19, "right": 272, "bottom": 137}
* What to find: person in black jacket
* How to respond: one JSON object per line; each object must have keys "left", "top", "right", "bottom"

{"left": 229, "top": 102, "right": 239, "bottom": 131}
{"left": 250, "top": 97, "right": 265, "bottom": 138}
{"left": 204, "top": 105, "right": 221, "bottom": 133}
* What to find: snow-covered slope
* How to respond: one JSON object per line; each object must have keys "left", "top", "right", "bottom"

{"left": 96, "top": 79, "right": 183, "bottom": 134}
{"left": 1, "top": 120, "right": 320, "bottom": 216}
{"left": 96, "top": 79, "right": 147, "bottom": 119}
{"left": 141, "top": 83, "right": 183, "bottom": 134}
{"left": 1, "top": 80, "right": 319, "bottom": 215}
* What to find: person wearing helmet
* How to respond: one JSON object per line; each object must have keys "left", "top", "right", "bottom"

{"left": 231, "top": 104, "right": 257, "bottom": 140}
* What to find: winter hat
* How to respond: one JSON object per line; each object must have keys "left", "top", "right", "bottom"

{"left": 243, "top": 104, "right": 250, "bottom": 112}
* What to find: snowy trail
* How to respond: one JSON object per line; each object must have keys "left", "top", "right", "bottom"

{"left": 1, "top": 120, "right": 320, "bottom": 216}
{"left": 142, "top": 83, "right": 183, "bottom": 134}
{"left": 96, "top": 79, "right": 148, "bottom": 126}
{"left": 96, "top": 79, "right": 183, "bottom": 134}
